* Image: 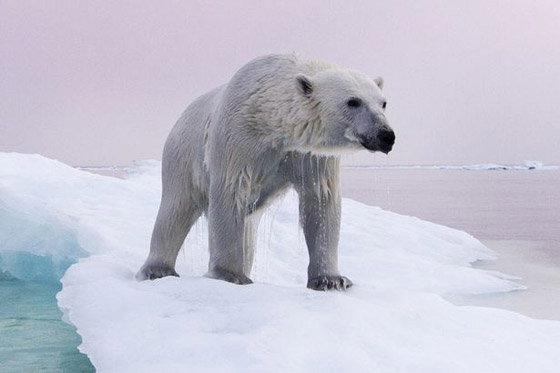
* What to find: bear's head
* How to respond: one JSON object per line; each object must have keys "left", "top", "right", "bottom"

{"left": 295, "top": 69, "right": 395, "bottom": 154}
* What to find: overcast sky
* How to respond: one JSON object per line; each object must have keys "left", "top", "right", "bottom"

{"left": 1, "top": 0, "right": 559, "bottom": 166}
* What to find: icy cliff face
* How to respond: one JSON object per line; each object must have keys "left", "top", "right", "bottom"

{"left": 2, "top": 152, "right": 560, "bottom": 373}
{"left": 0, "top": 202, "right": 86, "bottom": 282}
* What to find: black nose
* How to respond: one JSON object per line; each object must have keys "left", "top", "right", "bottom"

{"left": 359, "top": 128, "right": 396, "bottom": 153}
{"left": 378, "top": 129, "right": 395, "bottom": 153}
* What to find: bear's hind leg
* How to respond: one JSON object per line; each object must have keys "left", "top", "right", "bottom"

{"left": 136, "top": 194, "right": 202, "bottom": 281}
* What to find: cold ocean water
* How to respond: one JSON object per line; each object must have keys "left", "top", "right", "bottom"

{"left": 0, "top": 281, "right": 94, "bottom": 372}
{"left": 340, "top": 167, "right": 560, "bottom": 320}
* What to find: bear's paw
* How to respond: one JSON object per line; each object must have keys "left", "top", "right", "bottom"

{"left": 136, "top": 264, "right": 179, "bottom": 281}
{"left": 307, "top": 275, "right": 353, "bottom": 291}
{"left": 205, "top": 268, "right": 253, "bottom": 285}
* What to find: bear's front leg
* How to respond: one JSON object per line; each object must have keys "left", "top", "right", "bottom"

{"left": 205, "top": 183, "right": 254, "bottom": 285}
{"left": 295, "top": 156, "right": 353, "bottom": 291}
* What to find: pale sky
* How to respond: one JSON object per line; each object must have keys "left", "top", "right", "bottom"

{"left": 1, "top": 0, "right": 559, "bottom": 166}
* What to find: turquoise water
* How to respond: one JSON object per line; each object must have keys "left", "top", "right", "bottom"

{"left": 0, "top": 280, "right": 94, "bottom": 373}
{"left": 0, "top": 202, "right": 95, "bottom": 372}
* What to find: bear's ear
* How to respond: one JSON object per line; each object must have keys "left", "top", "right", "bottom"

{"left": 295, "top": 74, "right": 313, "bottom": 98}
{"left": 374, "top": 76, "right": 384, "bottom": 90}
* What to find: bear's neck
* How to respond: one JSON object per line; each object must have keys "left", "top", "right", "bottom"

{"left": 246, "top": 92, "right": 324, "bottom": 152}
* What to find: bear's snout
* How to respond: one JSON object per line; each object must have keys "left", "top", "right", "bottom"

{"left": 359, "top": 128, "right": 395, "bottom": 154}
{"left": 377, "top": 129, "right": 395, "bottom": 153}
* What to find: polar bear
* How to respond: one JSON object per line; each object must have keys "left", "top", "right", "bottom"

{"left": 136, "top": 54, "right": 395, "bottom": 290}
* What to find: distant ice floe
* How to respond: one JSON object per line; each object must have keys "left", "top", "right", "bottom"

{"left": 442, "top": 160, "right": 557, "bottom": 170}
{"left": 2, "top": 152, "right": 560, "bottom": 373}
{"left": 346, "top": 160, "right": 560, "bottom": 170}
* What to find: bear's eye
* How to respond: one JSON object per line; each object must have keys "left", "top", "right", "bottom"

{"left": 347, "top": 98, "right": 362, "bottom": 108}
{"left": 382, "top": 101, "right": 387, "bottom": 109}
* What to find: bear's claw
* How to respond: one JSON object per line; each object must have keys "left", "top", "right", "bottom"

{"left": 136, "top": 264, "right": 179, "bottom": 281}
{"left": 205, "top": 268, "right": 253, "bottom": 285}
{"left": 307, "top": 275, "right": 353, "bottom": 291}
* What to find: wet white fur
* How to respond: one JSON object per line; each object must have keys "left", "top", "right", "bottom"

{"left": 137, "top": 54, "right": 390, "bottom": 288}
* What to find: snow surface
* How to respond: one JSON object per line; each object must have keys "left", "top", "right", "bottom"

{"left": 2, "top": 152, "right": 560, "bottom": 372}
